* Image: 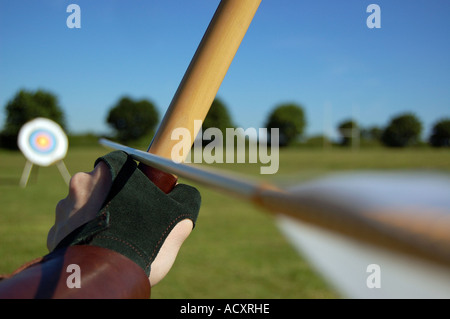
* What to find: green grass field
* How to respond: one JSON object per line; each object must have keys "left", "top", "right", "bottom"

{"left": 1, "top": 146, "right": 449, "bottom": 298}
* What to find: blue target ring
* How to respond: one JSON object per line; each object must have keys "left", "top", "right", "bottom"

{"left": 29, "top": 129, "right": 57, "bottom": 154}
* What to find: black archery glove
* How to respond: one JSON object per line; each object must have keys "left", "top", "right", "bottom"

{"left": 55, "top": 151, "right": 201, "bottom": 276}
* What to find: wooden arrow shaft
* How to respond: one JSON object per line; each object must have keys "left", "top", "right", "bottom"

{"left": 103, "top": 138, "right": 450, "bottom": 270}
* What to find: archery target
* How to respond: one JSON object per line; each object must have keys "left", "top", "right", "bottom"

{"left": 18, "top": 118, "right": 68, "bottom": 167}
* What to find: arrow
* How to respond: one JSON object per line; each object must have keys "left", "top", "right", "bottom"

{"left": 100, "top": 138, "right": 450, "bottom": 273}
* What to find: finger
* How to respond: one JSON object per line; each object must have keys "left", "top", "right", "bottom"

{"left": 47, "top": 226, "right": 56, "bottom": 251}
{"left": 168, "top": 183, "right": 201, "bottom": 226}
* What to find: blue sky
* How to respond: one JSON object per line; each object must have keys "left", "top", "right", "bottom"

{"left": 1, "top": 0, "right": 449, "bottom": 140}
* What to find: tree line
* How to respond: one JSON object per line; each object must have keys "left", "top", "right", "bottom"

{"left": 1, "top": 88, "right": 449, "bottom": 149}
{"left": 335, "top": 114, "right": 450, "bottom": 148}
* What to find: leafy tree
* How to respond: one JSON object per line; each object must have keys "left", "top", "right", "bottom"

{"left": 361, "top": 126, "right": 383, "bottom": 141}
{"left": 201, "top": 98, "right": 234, "bottom": 146}
{"left": 106, "top": 96, "right": 159, "bottom": 143}
{"left": 337, "top": 119, "right": 359, "bottom": 146}
{"left": 381, "top": 113, "right": 422, "bottom": 147}
{"left": 265, "top": 103, "right": 306, "bottom": 146}
{"left": 429, "top": 118, "right": 450, "bottom": 147}
{"left": 203, "top": 97, "right": 233, "bottom": 132}
{"left": 1, "top": 89, "right": 66, "bottom": 149}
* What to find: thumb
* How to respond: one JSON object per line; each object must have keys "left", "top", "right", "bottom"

{"left": 149, "top": 218, "right": 194, "bottom": 286}
{"left": 148, "top": 183, "right": 201, "bottom": 286}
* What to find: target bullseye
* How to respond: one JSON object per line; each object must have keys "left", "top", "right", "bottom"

{"left": 18, "top": 118, "right": 70, "bottom": 187}
{"left": 30, "top": 130, "right": 56, "bottom": 154}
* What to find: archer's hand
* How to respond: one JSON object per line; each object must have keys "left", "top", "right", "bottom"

{"left": 47, "top": 151, "right": 201, "bottom": 286}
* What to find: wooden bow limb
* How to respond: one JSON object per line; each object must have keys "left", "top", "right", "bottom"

{"left": 138, "top": 0, "right": 262, "bottom": 193}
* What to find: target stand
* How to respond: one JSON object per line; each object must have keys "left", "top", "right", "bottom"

{"left": 18, "top": 118, "right": 71, "bottom": 188}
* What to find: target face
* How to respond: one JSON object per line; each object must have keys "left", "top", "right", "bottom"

{"left": 18, "top": 118, "right": 68, "bottom": 167}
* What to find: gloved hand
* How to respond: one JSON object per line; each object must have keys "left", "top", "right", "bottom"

{"left": 48, "top": 151, "right": 201, "bottom": 286}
